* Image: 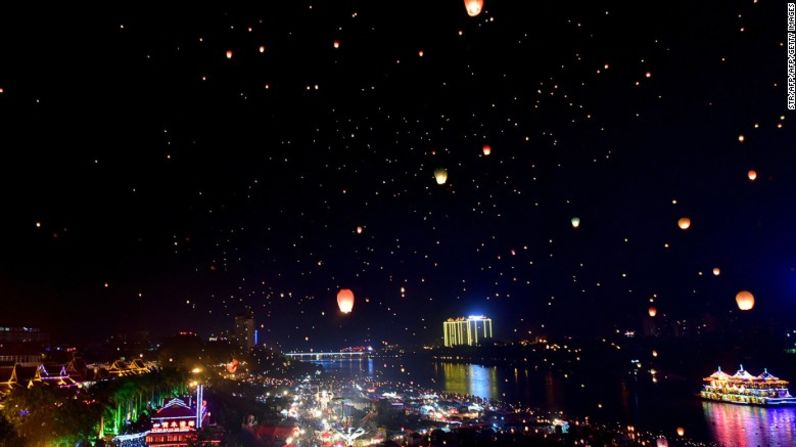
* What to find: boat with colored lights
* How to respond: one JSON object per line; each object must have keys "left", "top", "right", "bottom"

{"left": 700, "top": 365, "right": 796, "bottom": 406}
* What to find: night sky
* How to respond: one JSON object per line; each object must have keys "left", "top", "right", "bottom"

{"left": 1, "top": 2, "right": 793, "bottom": 349}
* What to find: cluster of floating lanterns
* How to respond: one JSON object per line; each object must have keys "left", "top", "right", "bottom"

{"left": 331, "top": 0, "right": 759, "bottom": 323}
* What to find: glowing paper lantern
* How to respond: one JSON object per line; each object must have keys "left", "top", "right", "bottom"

{"left": 333, "top": 40, "right": 341, "bottom": 49}
{"left": 747, "top": 169, "right": 757, "bottom": 181}
{"left": 226, "top": 359, "right": 239, "bottom": 374}
{"left": 482, "top": 144, "right": 492, "bottom": 156}
{"left": 337, "top": 288, "right": 355, "bottom": 314}
{"left": 676, "top": 427, "right": 685, "bottom": 437}
{"left": 225, "top": 50, "right": 234, "bottom": 59}
{"left": 464, "top": 0, "right": 484, "bottom": 17}
{"left": 434, "top": 168, "right": 448, "bottom": 185}
{"left": 656, "top": 437, "right": 669, "bottom": 447}
{"left": 648, "top": 306, "right": 657, "bottom": 317}
{"left": 571, "top": 217, "right": 581, "bottom": 228}
{"left": 735, "top": 290, "right": 755, "bottom": 311}
{"left": 677, "top": 217, "right": 691, "bottom": 230}
{"left": 356, "top": 226, "right": 363, "bottom": 234}
{"left": 712, "top": 267, "right": 721, "bottom": 276}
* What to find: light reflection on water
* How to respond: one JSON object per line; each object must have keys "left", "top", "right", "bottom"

{"left": 312, "top": 359, "right": 796, "bottom": 446}
{"left": 434, "top": 362, "right": 498, "bottom": 398}
{"left": 702, "top": 401, "right": 796, "bottom": 447}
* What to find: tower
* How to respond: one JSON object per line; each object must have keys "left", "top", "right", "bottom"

{"left": 234, "top": 315, "right": 255, "bottom": 349}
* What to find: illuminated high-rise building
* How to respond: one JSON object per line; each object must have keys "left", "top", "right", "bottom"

{"left": 443, "top": 315, "right": 493, "bottom": 347}
{"left": 234, "top": 315, "right": 255, "bottom": 349}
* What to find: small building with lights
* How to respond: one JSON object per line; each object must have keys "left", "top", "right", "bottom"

{"left": 145, "top": 385, "right": 220, "bottom": 447}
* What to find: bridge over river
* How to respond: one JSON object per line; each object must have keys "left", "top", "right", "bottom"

{"left": 284, "top": 351, "right": 372, "bottom": 361}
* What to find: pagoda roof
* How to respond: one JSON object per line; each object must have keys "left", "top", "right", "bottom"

{"left": 732, "top": 365, "right": 756, "bottom": 380}
{"left": 153, "top": 398, "right": 196, "bottom": 420}
{"left": 708, "top": 367, "right": 731, "bottom": 380}
{"left": 757, "top": 368, "right": 780, "bottom": 380}
{"left": 0, "top": 365, "right": 16, "bottom": 385}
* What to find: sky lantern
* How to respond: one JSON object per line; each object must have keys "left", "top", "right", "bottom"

{"left": 333, "top": 40, "right": 341, "bottom": 49}
{"left": 677, "top": 217, "right": 691, "bottom": 230}
{"left": 712, "top": 267, "right": 721, "bottom": 276}
{"left": 464, "top": 0, "right": 484, "bottom": 17}
{"left": 656, "top": 437, "right": 669, "bottom": 447}
{"left": 747, "top": 169, "right": 757, "bottom": 181}
{"left": 337, "top": 288, "right": 355, "bottom": 314}
{"left": 735, "top": 290, "right": 755, "bottom": 311}
{"left": 648, "top": 306, "right": 657, "bottom": 317}
{"left": 570, "top": 217, "right": 581, "bottom": 228}
{"left": 226, "top": 359, "right": 239, "bottom": 374}
{"left": 356, "top": 226, "right": 363, "bottom": 234}
{"left": 225, "top": 50, "right": 234, "bottom": 59}
{"left": 434, "top": 168, "right": 448, "bottom": 185}
{"left": 482, "top": 144, "right": 492, "bottom": 156}
{"left": 676, "top": 427, "right": 685, "bottom": 437}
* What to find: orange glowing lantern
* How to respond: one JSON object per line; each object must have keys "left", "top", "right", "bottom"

{"left": 712, "top": 267, "right": 721, "bottom": 276}
{"left": 464, "top": 0, "right": 484, "bottom": 17}
{"left": 677, "top": 217, "right": 691, "bottom": 230}
{"left": 337, "top": 288, "right": 355, "bottom": 314}
{"left": 676, "top": 427, "right": 685, "bottom": 437}
{"left": 747, "top": 169, "right": 757, "bottom": 181}
{"left": 434, "top": 168, "right": 448, "bottom": 185}
{"left": 735, "top": 290, "right": 755, "bottom": 311}
{"left": 356, "top": 226, "right": 363, "bottom": 234}
{"left": 656, "top": 437, "right": 669, "bottom": 447}
{"left": 648, "top": 306, "right": 657, "bottom": 317}
{"left": 226, "top": 359, "right": 239, "bottom": 374}
{"left": 482, "top": 144, "right": 492, "bottom": 156}
{"left": 225, "top": 50, "right": 234, "bottom": 59}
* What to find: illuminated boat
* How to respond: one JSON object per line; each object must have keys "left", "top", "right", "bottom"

{"left": 700, "top": 365, "right": 796, "bottom": 406}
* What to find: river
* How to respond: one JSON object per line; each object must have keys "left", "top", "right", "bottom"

{"left": 311, "top": 358, "right": 796, "bottom": 447}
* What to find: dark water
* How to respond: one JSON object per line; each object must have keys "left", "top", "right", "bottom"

{"left": 313, "top": 358, "right": 796, "bottom": 447}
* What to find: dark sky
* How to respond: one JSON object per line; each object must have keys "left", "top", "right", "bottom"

{"left": 0, "top": 1, "right": 793, "bottom": 349}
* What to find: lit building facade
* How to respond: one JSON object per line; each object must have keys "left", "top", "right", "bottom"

{"left": 144, "top": 385, "right": 220, "bottom": 446}
{"left": 234, "top": 315, "right": 255, "bottom": 349}
{"left": 443, "top": 316, "right": 493, "bottom": 347}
